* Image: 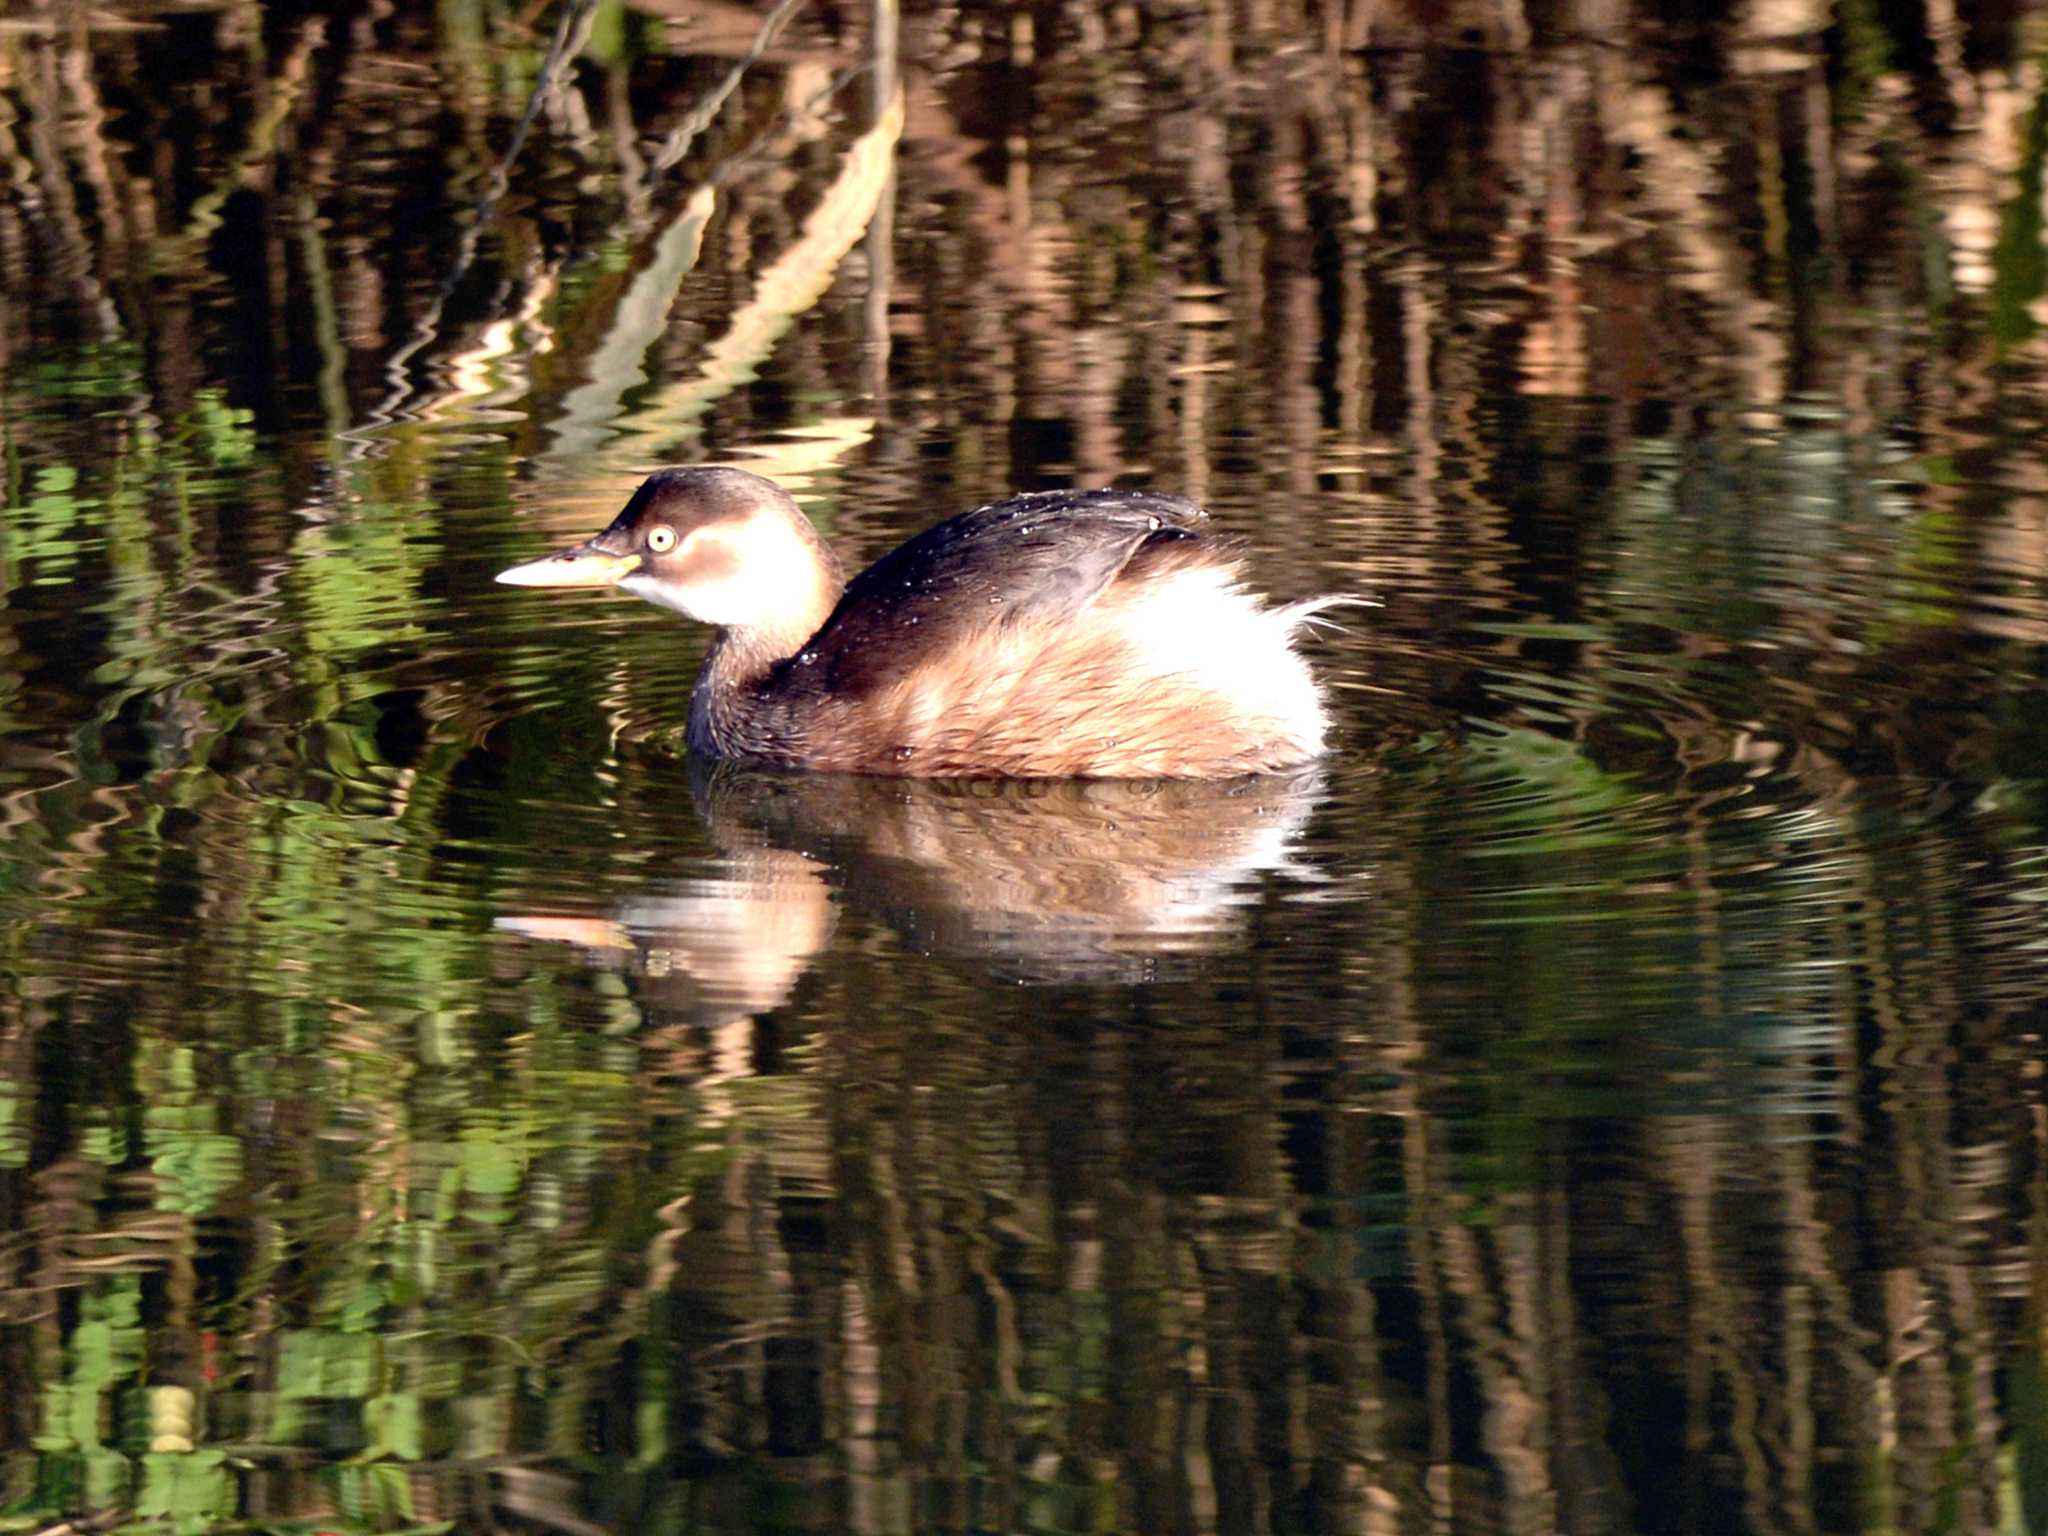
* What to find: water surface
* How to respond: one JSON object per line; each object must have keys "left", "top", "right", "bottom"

{"left": 4, "top": 3, "right": 2048, "bottom": 1533}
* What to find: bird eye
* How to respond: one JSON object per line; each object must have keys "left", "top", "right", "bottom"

{"left": 646, "top": 526, "right": 678, "bottom": 553}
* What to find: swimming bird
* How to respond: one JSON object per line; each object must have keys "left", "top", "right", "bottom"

{"left": 497, "top": 467, "right": 1345, "bottom": 778}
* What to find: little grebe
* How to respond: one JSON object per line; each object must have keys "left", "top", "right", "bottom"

{"left": 497, "top": 467, "right": 1345, "bottom": 778}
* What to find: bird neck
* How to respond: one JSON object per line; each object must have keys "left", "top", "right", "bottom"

{"left": 685, "top": 579, "right": 842, "bottom": 759}
{"left": 680, "top": 505, "right": 848, "bottom": 760}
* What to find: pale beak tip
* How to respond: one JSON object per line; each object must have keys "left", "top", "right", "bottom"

{"left": 494, "top": 548, "right": 640, "bottom": 589}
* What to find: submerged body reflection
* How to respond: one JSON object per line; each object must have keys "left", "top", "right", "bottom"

{"left": 498, "top": 764, "right": 1331, "bottom": 1001}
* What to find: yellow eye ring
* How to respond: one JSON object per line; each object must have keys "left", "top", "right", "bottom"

{"left": 646, "top": 526, "right": 678, "bottom": 553}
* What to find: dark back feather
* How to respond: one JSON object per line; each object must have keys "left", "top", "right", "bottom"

{"left": 778, "top": 488, "right": 1211, "bottom": 698}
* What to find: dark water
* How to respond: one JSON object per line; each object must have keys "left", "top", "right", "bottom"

{"left": 5, "top": 2, "right": 2048, "bottom": 1532}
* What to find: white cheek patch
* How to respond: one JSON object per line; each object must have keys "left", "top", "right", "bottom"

{"left": 620, "top": 527, "right": 801, "bottom": 629}
{"left": 618, "top": 568, "right": 697, "bottom": 618}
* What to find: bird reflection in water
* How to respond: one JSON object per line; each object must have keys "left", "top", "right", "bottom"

{"left": 496, "top": 763, "right": 1331, "bottom": 1046}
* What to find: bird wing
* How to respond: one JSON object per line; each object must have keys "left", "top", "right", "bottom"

{"left": 781, "top": 488, "right": 1211, "bottom": 698}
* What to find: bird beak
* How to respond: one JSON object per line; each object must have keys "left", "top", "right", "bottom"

{"left": 496, "top": 542, "right": 642, "bottom": 588}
